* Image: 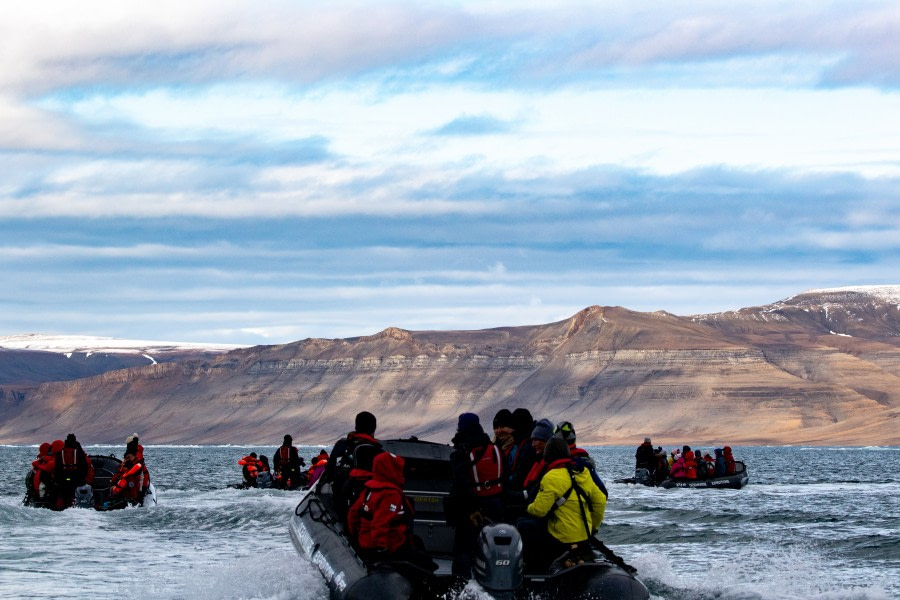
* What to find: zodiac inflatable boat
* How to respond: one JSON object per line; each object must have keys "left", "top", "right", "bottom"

{"left": 289, "top": 438, "right": 649, "bottom": 600}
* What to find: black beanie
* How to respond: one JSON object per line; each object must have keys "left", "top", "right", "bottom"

{"left": 284, "top": 434, "right": 293, "bottom": 445}
{"left": 493, "top": 409, "right": 513, "bottom": 429}
{"left": 355, "top": 411, "right": 377, "bottom": 435}
{"left": 544, "top": 433, "right": 571, "bottom": 462}
{"left": 512, "top": 408, "right": 534, "bottom": 434}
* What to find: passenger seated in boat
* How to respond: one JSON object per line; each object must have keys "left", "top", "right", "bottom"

{"left": 669, "top": 450, "right": 686, "bottom": 479}
{"left": 701, "top": 451, "right": 715, "bottom": 478}
{"left": 556, "top": 421, "right": 608, "bottom": 498}
{"left": 683, "top": 448, "right": 698, "bottom": 480}
{"left": 714, "top": 448, "right": 726, "bottom": 477}
{"left": 693, "top": 449, "right": 707, "bottom": 480}
{"left": 525, "top": 434, "right": 607, "bottom": 571}
{"left": 347, "top": 452, "right": 436, "bottom": 572}
{"left": 109, "top": 449, "right": 150, "bottom": 505}
{"left": 516, "top": 419, "right": 556, "bottom": 569}
{"left": 30, "top": 442, "right": 56, "bottom": 504}
{"left": 307, "top": 450, "right": 329, "bottom": 486}
{"left": 653, "top": 447, "right": 669, "bottom": 484}
{"left": 723, "top": 446, "right": 736, "bottom": 474}
{"left": 237, "top": 452, "right": 261, "bottom": 488}
{"left": 318, "top": 411, "right": 383, "bottom": 521}
{"left": 448, "top": 412, "right": 504, "bottom": 577}
{"left": 506, "top": 408, "right": 538, "bottom": 493}
{"left": 257, "top": 455, "right": 274, "bottom": 488}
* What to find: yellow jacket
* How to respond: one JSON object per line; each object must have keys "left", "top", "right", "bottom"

{"left": 526, "top": 460, "right": 606, "bottom": 544}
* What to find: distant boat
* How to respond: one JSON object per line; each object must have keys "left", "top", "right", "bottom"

{"left": 24, "top": 454, "right": 157, "bottom": 511}
{"left": 615, "top": 461, "right": 749, "bottom": 490}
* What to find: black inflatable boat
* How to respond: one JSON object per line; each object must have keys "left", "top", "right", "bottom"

{"left": 289, "top": 438, "right": 649, "bottom": 600}
{"left": 616, "top": 461, "right": 749, "bottom": 490}
{"left": 24, "top": 454, "right": 157, "bottom": 511}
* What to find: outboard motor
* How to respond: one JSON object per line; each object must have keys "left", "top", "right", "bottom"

{"left": 74, "top": 484, "right": 94, "bottom": 508}
{"left": 473, "top": 523, "right": 524, "bottom": 598}
{"left": 634, "top": 468, "right": 652, "bottom": 486}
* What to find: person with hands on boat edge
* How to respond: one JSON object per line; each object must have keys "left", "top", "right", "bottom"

{"left": 238, "top": 452, "right": 262, "bottom": 488}
{"left": 53, "top": 434, "right": 94, "bottom": 510}
{"left": 109, "top": 447, "right": 151, "bottom": 506}
{"left": 347, "top": 451, "right": 437, "bottom": 572}
{"left": 447, "top": 412, "right": 504, "bottom": 578}
{"left": 273, "top": 434, "right": 304, "bottom": 489}
{"left": 525, "top": 433, "right": 607, "bottom": 572}
{"left": 319, "top": 410, "right": 383, "bottom": 521}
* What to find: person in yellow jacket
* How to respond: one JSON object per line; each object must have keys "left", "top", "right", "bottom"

{"left": 525, "top": 434, "right": 606, "bottom": 569}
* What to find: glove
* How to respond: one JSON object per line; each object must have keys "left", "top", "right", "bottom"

{"left": 468, "top": 511, "right": 484, "bottom": 528}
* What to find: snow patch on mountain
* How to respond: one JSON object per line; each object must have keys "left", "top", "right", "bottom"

{"left": 0, "top": 334, "right": 244, "bottom": 355}
{"left": 801, "top": 285, "right": 900, "bottom": 304}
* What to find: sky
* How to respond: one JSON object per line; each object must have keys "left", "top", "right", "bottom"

{"left": 2, "top": 1, "right": 900, "bottom": 345}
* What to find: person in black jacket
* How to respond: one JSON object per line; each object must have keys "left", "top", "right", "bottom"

{"left": 318, "top": 411, "right": 383, "bottom": 520}
{"left": 447, "top": 413, "right": 504, "bottom": 577}
{"left": 635, "top": 437, "right": 657, "bottom": 477}
{"left": 273, "top": 435, "right": 304, "bottom": 489}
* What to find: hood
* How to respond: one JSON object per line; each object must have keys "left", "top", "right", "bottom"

{"left": 370, "top": 452, "right": 405, "bottom": 488}
{"left": 39, "top": 442, "right": 51, "bottom": 456}
{"left": 50, "top": 440, "right": 65, "bottom": 454}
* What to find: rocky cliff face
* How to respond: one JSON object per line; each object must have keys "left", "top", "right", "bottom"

{"left": 2, "top": 288, "right": 899, "bottom": 446}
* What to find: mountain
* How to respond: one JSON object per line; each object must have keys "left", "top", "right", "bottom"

{"left": 1, "top": 287, "right": 898, "bottom": 446}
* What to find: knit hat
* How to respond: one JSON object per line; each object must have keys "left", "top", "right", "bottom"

{"left": 530, "top": 418, "right": 555, "bottom": 442}
{"left": 512, "top": 408, "right": 535, "bottom": 435}
{"left": 554, "top": 421, "right": 577, "bottom": 448}
{"left": 458, "top": 412, "right": 482, "bottom": 433}
{"left": 543, "top": 433, "right": 571, "bottom": 462}
{"left": 284, "top": 434, "right": 293, "bottom": 445}
{"left": 126, "top": 433, "right": 139, "bottom": 444}
{"left": 644, "top": 437, "right": 652, "bottom": 443}
{"left": 492, "top": 409, "right": 513, "bottom": 429}
{"left": 354, "top": 411, "right": 377, "bottom": 435}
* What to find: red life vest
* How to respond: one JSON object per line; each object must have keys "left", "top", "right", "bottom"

{"left": 469, "top": 443, "right": 503, "bottom": 497}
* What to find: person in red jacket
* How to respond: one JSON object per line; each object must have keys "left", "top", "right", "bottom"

{"left": 238, "top": 452, "right": 262, "bottom": 488}
{"left": 54, "top": 434, "right": 94, "bottom": 510}
{"left": 346, "top": 452, "right": 436, "bottom": 571}
{"left": 683, "top": 448, "right": 698, "bottom": 480}
{"left": 110, "top": 449, "right": 151, "bottom": 506}
{"left": 723, "top": 446, "right": 736, "bottom": 475}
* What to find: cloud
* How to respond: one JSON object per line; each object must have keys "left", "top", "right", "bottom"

{"left": 431, "top": 114, "right": 513, "bottom": 136}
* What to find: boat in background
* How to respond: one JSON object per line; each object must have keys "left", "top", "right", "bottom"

{"left": 616, "top": 461, "right": 749, "bottom": 490}
{"left": 24, "top": 454, "right": 157, "bottom": 511}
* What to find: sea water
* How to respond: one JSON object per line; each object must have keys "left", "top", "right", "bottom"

{"left": 0, "top": 445, "right": 896, "bottom": 600}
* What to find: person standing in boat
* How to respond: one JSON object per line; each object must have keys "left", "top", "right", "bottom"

{"left": 53, "top": 434, "right": 93, "bottom": 509}
{"left": 273, "top": 435, "right": 304, "bottom": 489}
{"left": 525, "top": 434, "right": 607, "bottom": 570}
{"left": 346, "top": 451, "right": 436, "bottom": 572}
{"left": 318, "top": 410, "right": 383, "bottom": 520}
{"left": 635, "top": 437, "right": 656, "bottom": 478}
{"left": 447, "top": 412, "right": 504, "bottom": 577}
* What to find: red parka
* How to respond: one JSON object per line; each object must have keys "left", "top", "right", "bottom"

{"left": 347, "top": 452, "right": 412, "bottom": 553}
{"left": 723, "top": 446, "right": 736, "bottom": 475}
